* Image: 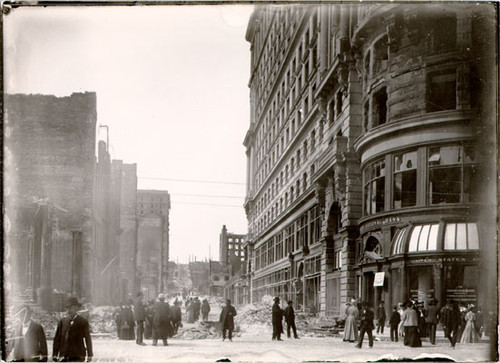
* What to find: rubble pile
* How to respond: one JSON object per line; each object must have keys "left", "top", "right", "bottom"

{"left": 298, "top": 315, "right": 342, "bottom": 338}
{"left": 88, "top": 305, "right": 117, "bottom": 337}
{"left": 235, "top": 298, "right": 273, "bottom": 335}
{"left": 176, "top": 321, "right": 224, "bottom": 340}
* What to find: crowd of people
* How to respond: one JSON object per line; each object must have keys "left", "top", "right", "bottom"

{"left": 341, "top": 298, "right": 492, "bottom": 349}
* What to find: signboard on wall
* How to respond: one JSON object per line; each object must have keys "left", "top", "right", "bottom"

{"left": 373, "top": 272, "right": 385, "bottom": 287}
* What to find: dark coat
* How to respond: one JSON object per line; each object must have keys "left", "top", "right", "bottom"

{"left": 153, "top": 301, "right": 172, "bottom": 339}
{"left": 272, "top": 302, "right": 284, "bottom": 333}
{"left": 426, "top": 305, "right": 439, "bottom": 324}
{"left": 377, "top": 306, "right": 386, "bottom": 321}
{"left": 53, "top": 315, "right": 93, "bottom": 361}
{"left": 201, "top": 301, "right": 211, "bottom": 315}
{"left": 389, "top": 311, "right": 401, "bottom": 326}
{"left": 359, "top": 308, "right": 375, "bottom": 330}
{"left": 11, "top": 320, "right": 48, "bottom": 361}
{"left": 171, "top": 305, "right": 182, "bottom": 323}
{"left": 448, "top": 308, "right": 462, "bottom": 330}
{"left": 284, "top": 305, "right": 295, "bottom": 323}
{"left": 219, "top": 305, "right": 237, "bottom": 330}
{"left": 134, "top": 299, "right": 146, "bottom": 321}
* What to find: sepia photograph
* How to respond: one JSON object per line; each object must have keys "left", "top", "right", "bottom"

{"left": 2, "top": 1, "right": 498, "bottom": 362}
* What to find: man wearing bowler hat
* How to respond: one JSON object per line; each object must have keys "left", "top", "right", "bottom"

{"left": 272, "top": 297, "right": 285, "bottom": 341}
{"left": 53, "top": 297, "right": 93, "bottom": 362}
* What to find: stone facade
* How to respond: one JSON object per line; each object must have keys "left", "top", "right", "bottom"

{"left": 244, "top": 4, "right": 496, "bottom": 317}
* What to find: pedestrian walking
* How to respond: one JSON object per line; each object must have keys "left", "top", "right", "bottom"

{"left": 401, "top": 301, "right": 422, "bottom": 347}
{"left": 272, "top": 297, "right": 285, "bottom": 341}
{"left": 52, "top": 297, "right": 93, "bottom": 362}
{"left": 284, "top": 300, "right": 299, "bottom": 339}
{"left": 201, "top": 299, "right": 211, "bottom": 322}
{"left": 445, "top": 301, "right": 461, "bottom": 348}
{"left": 114, "top": 306, "right": 123, "bottom": 339}
{"left": 171, "top": 300, "right": 183, "bottom": 335}
{"left": 343, "top": 299, "right": 359, "bottom": 343}
{"left": 134, "top": 292, "right": 146, "bottom": 345}
{"left": 460, "top": 305, "right": 481, "bottom": 343}
{"left": 389, "top": 305, "right": 401, "bottom": 342}
{"left": 355, "top": 302, "right": 374, "bottom": 349}
{"left": 152, "top": 294, "right": 171, "bottom": 346}
{"left": 219, "top": 299, "right": 237, "bottom": 342}
{"left": 376, "top": 301, "right": 386, "bottom": 334}
{"left": 426, "top": 299, "right": 439, "bottom": 345}
{"left": 8, "top": 305, "right": 48, "bottom": 362}
{"left": 186, "top": 299, "right": 195, "bottom": 324}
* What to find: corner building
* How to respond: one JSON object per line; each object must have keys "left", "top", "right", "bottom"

{"left": 243, "top": 4, "right": 497, "bottom": 317}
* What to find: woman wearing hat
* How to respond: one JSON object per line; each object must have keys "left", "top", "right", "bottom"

{"left": 53, "top": 297, "right": 93, "bottom": 362}
{"left": 343, "top": 299, "right": 359, "bottom": 343}
{"left": 460, "top": 305, "right": 481, "bottom": 343}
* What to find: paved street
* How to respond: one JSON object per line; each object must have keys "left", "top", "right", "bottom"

{"left": 47, "top": 331, "right": 492, "bottom": 362}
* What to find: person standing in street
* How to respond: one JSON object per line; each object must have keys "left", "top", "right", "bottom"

{"left": 8, "top": 305, "right": 48, "bottom": 362}
{"left": 52, "top": 297, "right": 93, "bottom": 362}
{"left": 152, "top": 294, "right": 171, "bottom": 346}
{"left": 134, "top": 292, "right": 146, "bottom": 346}
{"left": 426, "top": 299, "right": 439, "bottom": 345}
{"left": 219, "top": 299, "right": 237, "bottom": 342}
{"left": 343, "top": 299, "right": 359, "bottom": 343}
{"left": 201, "top": 299, "right": 211, "bottom": 322}
{"left": 376, "top": 301, "right": 386, "bottom": 335}
{"left": 272, "top": 297, "right": 285, "bottom": 341}
{"left": 356, "top": 302, "right": 375, "bottom": 349}
{"left": 171, "top": 300, "right": 183, "bottom": 334}
{"left": 193, "top": 297, "right": 201, "bottom": 322}
{"left": 389, "top": 305, "right": 401, "bottom": 342}
{"left": 284, "top": 300, "right": 299, "bottom": 339}
{"left": 401, "top": 301, "right": 422, "bottom": 347}
{"left": 445, "top": 301, "right": 461, "bottom": 348}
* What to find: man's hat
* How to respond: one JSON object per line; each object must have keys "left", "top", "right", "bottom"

{"left": 65, "top": 296, "right": 82, "bottom": 308}
{"left": 274, "top": 297, "right": 280, "bottom": 301}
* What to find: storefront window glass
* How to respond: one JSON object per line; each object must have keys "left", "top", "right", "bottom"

{"left": 391, "top": 227, "right": 407, "bottom": 255}
{"left": 393, "top": 151, "right": 417, "bottom": 208}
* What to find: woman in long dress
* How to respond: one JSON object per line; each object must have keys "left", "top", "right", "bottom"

{"left": 460, "top": 307, "right": 481, "bottom": 343}
{"left": 343, "top": 301, "right": 359, "bottom": 342}
{"left": 401, "top": 302, "right": 422, "bottom": 347}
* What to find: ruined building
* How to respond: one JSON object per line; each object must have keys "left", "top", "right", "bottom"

{"left": 243, "top": 4, "right": 496, "bottom": 317}
{"left": 4, "top": 93, "right": 97, "bottom": 309}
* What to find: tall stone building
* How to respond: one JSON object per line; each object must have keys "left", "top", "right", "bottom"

{"left": 4, "top": 92, "right": 97, "bottom": 308}
{"left": 219, "top": 225, "right": 246, "bottom": 272}
{"left": 137, "top": 190, "right": 171, "bottom": 300}
{"left": 243, "top": 4, "right": 496, "bottom": 317}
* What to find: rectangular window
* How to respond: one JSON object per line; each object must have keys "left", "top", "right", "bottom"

{"left": 427, "top": 70, "right": 456, "bottom": 112}
{"left": 364, "top": 160, "right": 385, "bottom": 215}
{"left": 373, "top": 87, "right": 387, "bottom": 126}
{"left": 393, "top": 151, "right": 417, "bottom": 208}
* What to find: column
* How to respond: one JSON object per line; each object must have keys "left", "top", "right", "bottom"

{"left": 39, "top": 205, "right": 53, "bottom": 310}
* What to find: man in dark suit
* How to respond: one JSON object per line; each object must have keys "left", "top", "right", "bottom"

{"left": 9, "top": 305, "right": 48, "bottom": 361}
{"left": 356, "top": 302, "right": 375, "bottom": 349}
{"left": 271, "top": 297, "right": 284, "bottom": 341}
{"left": 134, "top": 292, "right": 146, "bottom": 345}
{"left": 52, "top": 297, "right": 93, "bottom": 362}
{"left": 219, "top": 299, "right": 237, "bottom": 342}
{"left": 284, "top": 300, "right": 299, "bottom": 339}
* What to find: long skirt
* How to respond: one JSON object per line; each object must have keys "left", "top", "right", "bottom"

{"left": 460, "top": 321, "right": 481, "bottom": 343}
{"left": 404, "top": 326, "right": 422, "bottom": 347}
{"left": 343, "top": 316, "right": 358, "bottom": 342}
{"left": 121, "top": 327, "right": 135, "bottom": 340}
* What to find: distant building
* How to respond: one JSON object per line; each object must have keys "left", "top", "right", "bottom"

{"left": 219, "top": 225, "right": 246, "bottom": 274}
{"left": 188, "top": 261, "right": 210, "bottom": 296}
{"left": 137, "top": 190, "right": 170, "bottom": 300}
{"left": 4, "top": 92, "right": 97, "bottom": 309}
{"left": 209, "top": 261, "right": 231, "bottom": 297}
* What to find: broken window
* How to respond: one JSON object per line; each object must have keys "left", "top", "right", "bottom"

{"left": 427, "top": 70, "right": 456, "bottom": 112}
{"left": 393, "top": 150, "right": 417, "bottom": 209}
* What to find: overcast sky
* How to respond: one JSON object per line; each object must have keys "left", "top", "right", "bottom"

{"left": 4, "top": 4, "right": 254, "bottom": 263}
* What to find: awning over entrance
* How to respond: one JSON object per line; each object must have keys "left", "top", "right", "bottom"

{"left": 391, "top": 223, "right": 479, "bottom": 256}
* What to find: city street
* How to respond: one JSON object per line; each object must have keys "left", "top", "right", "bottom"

{"left": 47, "top": 330, "right": 492, "bottom": 362}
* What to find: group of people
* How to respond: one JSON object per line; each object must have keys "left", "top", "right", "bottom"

{"left": 184, "top": 297, "right": 211, "bottom": 323}
{"left": 343, "top": 298, "right": 488, "bottom": 349}
{"left": 7, "top": 296, "right": 93, "bottom": 362}
{"left": 271, "top": 297, "right": 300, "bottom": 341}
{"left": 115, "top": 292, "right": 183, "bottom": 347}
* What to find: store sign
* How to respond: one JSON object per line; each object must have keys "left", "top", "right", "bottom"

{"left": 410, "top": 256, "right": 479, "bottom": 264}
{"left": 363, "top": 217, "right": 401, "bottom": 230}
{"left": 446, "top": 288, "right": 477, "bottom": 303}
{"left": 373, "top": 272, "right": 385, "bottom": 287}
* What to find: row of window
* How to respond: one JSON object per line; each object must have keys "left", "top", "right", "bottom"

{"left": 254, "top": 206, "right": 321, "bottom": 271}
{"left": 252, "top": 267, "right": 289, "bottom": 289}
{"left": 363, "top": 144, "right": 478, "bottom": 216}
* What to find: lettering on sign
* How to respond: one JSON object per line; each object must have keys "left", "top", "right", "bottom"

{"left": 363, "top": 217, "right": 401, "bottom": 230}
{"left": 373, "top": 272, "right": 385, "bottom": 287}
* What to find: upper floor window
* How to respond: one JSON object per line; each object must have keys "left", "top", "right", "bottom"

{"left": 393, "top": 150, "right": 417, "bottom": 209}
{"left": 364, "top": 160, "right": 385, "bottom": 215}
{"left": 373, "top": 87, "right": 387, "bottom": 126}
{"left": 428, "top": 144, "right": 478, "bottom": 204}
{"left": 426, "top": 70, "right": 456, "bottom": 113}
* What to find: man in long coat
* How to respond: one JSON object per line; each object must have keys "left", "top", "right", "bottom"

{"left": 219, "top": 299, "right": 237, "bottom": 341}
{"left": 426, "top": 298, "right": 440, "bottom": 345}
{"left": 9, "top": 305, "right": 48, "bottom": 361}
{"left": 171, "top": 300, "right": 183, "bottom": 335}
{"left": 134, "top": 292, "right": 146, "bottom": 345}
{"left": 272, "top": 297, "right": 284, "bottom": 341}
{"left": 284, "top": 300, "right": 299, "bottom": 339}
{"left": 53, "top": 297, "right": 93, "bottom": 362}
{"left": 201, "top": 299, "right": 211, "bottom": 322}
{"left": 152, "top": 294, "right": 171, "bottom": 346}
{"left": 356, "top": 302, "right": 375, "bottom": 349}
